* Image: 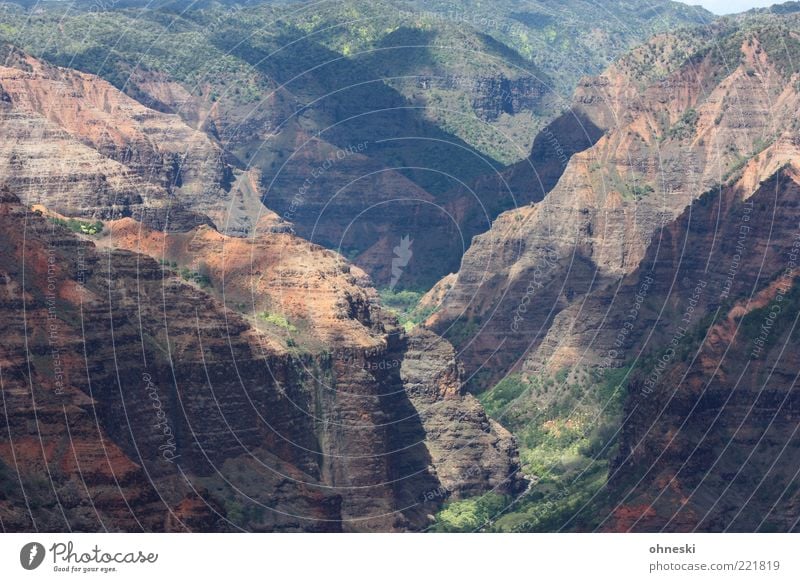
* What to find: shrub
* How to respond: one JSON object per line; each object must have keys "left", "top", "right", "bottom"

{"left": 260, "top": 312, "right": 298, "bottom": 333}
{"left": 50, "top": 217, "right": 103, "bottom": 236}
{"left": 479, "top": 373, "right": 530, "bottom": 417}
{"left": 434, "top": 493, "right": 509, "bottom": 532}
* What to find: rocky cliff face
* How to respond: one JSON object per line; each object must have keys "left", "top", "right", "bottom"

{"left": 0, "top": 190, "right": 523, "bottom": 532}
{"left": 0, "top": 0, "right": 716, "bottom": 291}
{"left": 431, "top": 106, "right": 608, "bottom": 294}
{"left": 427, "top": 19, "right": 800, "bottom": 393}
{"left": 470, "top": 76, "right": 549, "bottom": 123}
{"left": 0, "top": 45, "right": 268, "bottom": 236}
{"left": 407, "top": 74, "right": 551, "bottom": 124}
{"left": 0, "top": 189, "right": 339, "bottom": 532}
{"left": 585, "top": 163, "right": 800, "bottom": 532}
{"left": 433, "top": 13, "right": 800, "bottom": 531}
{"left": 5, "top": 1, "right": 800, "bottom": 535}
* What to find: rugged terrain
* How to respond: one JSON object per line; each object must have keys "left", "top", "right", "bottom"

{"left": 0, "top": 0, "right": 712, "bottom": 288}
{"left": 429, "top": 15, "right": 800, "bottom": 391}
{"left": 0, "top": 43, "right": 268, "bottom": 235}
{"left": 3, "top": 0, "right": 800, "bottom": 534}
{"left": 0, "top": 187, "right": 523, "bottom": 532}
{"left": 426, "top": 10, "right": 800, "bottom": 531}
{"left": 601, "top": 163, "right": 800, "bottom": 532}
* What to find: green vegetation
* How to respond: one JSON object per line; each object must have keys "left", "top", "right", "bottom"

{"left": 625, "top": 183, "right": 655, "bottom": 201}
{"left": 738, "top": 277, "right": 800, "bottom": 357}
{"left": 742, "top": 20, "right": 800, "bottom": 79}
{"left": 603, "top": 163, "right": 656, "bottom": 203}
{"left": 178, "top": 265, "right": 211, "bottom": 288}
{"left": 49, "top": 217, "right": 104, "bottom": 236}
{"left": 399, "top": 0, "right": 712, "bottom": 99}
{"left": 0, "top": 0, "right": 713, "bottom": 168}
{"left": 667, "top": 107, "right": 699, "bottom": 140}
{"left": 379, "top": 289, "right": 422, "bottom": 313}
{"left": 479, "top": 373, "right": 530, "bottom": 418}
{"left": 433, "top": 492, "right": 510, "bottom": 532}
{"left": 260, "top": 311, "right": 298, "bottom": 333}
{"left": 379, "top": 288, "right": 436, "bottom": 331}
{"left": 0, "top": 5, "right": 269, "bottom": 105}
{"left": 472, "top": 366, "right": 631, "bottom": 531}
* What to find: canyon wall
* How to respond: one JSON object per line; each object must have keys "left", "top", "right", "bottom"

{"left": 0, "top": 186, "right": 522, "bottom": 531}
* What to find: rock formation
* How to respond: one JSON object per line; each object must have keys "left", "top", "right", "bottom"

{"left": 0, "top": 186, "right": 523, "bottom": 532}
{"left": 0, "top": 45, "right": 266, "bottom": 236}
{"left": 427, "top": 20, "right": 800, "bottom": 393}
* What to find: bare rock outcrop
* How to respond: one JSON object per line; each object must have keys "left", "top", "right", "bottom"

{"left": 0, "top": 190, "right": 524, "bottom": 532}
{"left": 427, "top": 23, "right": 800, "bottom": 392}
{"left": 0, "top": 45, "right": 270, "bottom": 235}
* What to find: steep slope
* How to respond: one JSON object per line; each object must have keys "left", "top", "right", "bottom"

{"left": 428, "top": 12, "right": 800, "bottom": 532}
{"left": 590, "top": 162, "right": 800, "bottom": 532}
{"left": 262, "top": 0, "right": 712, "bottom": 162}
{"left": 0, "top": 189, "right": 338, "bottom": 532}
{"left": 483, "top": 152, "right": 800, "bottom": 532}
{"left": 97, "top": 216, "right": 526, "bottom": 507}
{"left": 0, "top": 0, "right": 714, "bottom": 289}
{"left": 0, "top": 189, "right": 523, "bottom": 532}
{"left": 427, "top": 15, "right": 800, "bottom": 392}
{"left": 402, "top": 0, "right": 714, "bottom": 97}
{"left": 0, "top": 0, "right": 711, "bottom": 164}
{"left": 279, "top": 0, "right": 554, "bottom": 164}
{"left": 0, "top": 45, "right": 267, "bottom": 235}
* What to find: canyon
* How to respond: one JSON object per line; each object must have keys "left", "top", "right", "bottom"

{"left": 427, "top": 11, "right": 800, "bottom": 531}
{"left": 0, "top": 187, "right": 522, "bottom": 531}
{"left": 1, "top": 0, "right": 800, "bottom": 533}
{"left": 0, "top": 0, "right": 711, "bottom": 288}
